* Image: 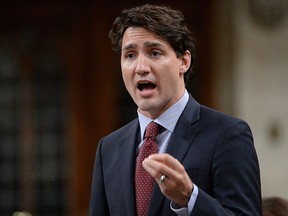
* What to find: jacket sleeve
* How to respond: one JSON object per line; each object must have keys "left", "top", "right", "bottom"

{"left": 191, "top": 120, "right": 262, "bottom": 216}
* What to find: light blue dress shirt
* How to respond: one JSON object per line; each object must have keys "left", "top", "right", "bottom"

{"left": 137, "top": 89, "right": 198, "bottom": 216}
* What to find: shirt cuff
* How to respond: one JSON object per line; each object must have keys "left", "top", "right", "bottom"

{"left": 170, "top": 184, "right": 199, "bottom": 216}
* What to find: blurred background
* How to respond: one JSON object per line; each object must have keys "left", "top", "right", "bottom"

{"left": 0, "top": 0, "right": 287, "bottom": 215}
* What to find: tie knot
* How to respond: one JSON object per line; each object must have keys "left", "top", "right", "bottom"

{"left": 144, "top": 121, "right": 160, "bottom": 140}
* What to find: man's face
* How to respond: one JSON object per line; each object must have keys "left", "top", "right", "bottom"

{"left": 121, "top": 27, "right": 191, "bottom": 119}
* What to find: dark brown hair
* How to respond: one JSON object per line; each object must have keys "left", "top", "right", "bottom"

{"left": 108, "top": 4, "right": 195, "bottom": 83}
{"left": 262, "top": 197, "right": 288, "bottom": 216}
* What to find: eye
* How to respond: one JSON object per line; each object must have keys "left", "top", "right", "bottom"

{"left": 123, "top": 51, "right": 136, "bottom": 60}
{"left": 127, "top": 53, "right": 135, "bottom": 59}
{"left": 150, "top": 50, "right": 161, "bottom": 57}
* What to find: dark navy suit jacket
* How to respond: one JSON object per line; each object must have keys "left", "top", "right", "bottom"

{"left": 89, "top": 95, "right": 262, "bottom": 216}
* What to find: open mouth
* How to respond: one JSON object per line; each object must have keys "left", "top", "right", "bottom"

{"left": 137, "top": 82, "right": 156, "bottom": 92}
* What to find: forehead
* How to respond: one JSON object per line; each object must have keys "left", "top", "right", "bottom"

{"left": 122, "top": 27, "right": 169, "bottom": 50}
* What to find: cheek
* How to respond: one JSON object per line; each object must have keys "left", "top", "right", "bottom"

{"left": 122, "top": 70, "right": 134, "bottom": 92}
{"left": 121, "top": 62, "right": 134, "bottom": 78}
{"left": 121, "top": 63, "right": 129, "bottom": 79}
{"left": 122, "top": 72, "right": 129, "bottom": 86}
{"left": 160, "top": 68, "right": 178, "bottom": 85}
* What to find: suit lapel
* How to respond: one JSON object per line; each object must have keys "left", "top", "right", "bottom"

{"left": 166, "top": 95, "right": 200, "bottom": 162}
{"left": 149, "top": 95, "right": 200, "bottom": 215}
{"left": 119, "top": 120, "right": 140, "bottom": 216}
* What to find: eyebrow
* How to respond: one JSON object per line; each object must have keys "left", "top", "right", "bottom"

{"left": 122, "top": 43, "right": 136, "bottom": 51}
{"left": 143, "top": 41, "right": 164, "bottom": 48}
{"left": 122, "top": 41, "right": 164, "bottom": 52}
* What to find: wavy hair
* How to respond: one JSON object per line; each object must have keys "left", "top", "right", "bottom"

{"left": 108, "top": 4, "right": 196, "bottom": 84}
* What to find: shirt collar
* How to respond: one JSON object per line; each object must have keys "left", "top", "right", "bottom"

{"left": 138, "top": 90, "right": 189, "bottom": 140}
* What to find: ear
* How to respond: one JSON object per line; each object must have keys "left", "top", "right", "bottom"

{"left": 179, "top": 50, "right": 191, "bottom": 75}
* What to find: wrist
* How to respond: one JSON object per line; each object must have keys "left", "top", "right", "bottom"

{"left": 177, "top": 183, "right": 193, "bottom": 207}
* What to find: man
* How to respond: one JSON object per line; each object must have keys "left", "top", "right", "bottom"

{"left": 89, "top": 4, "right": 262, "bottom": 216}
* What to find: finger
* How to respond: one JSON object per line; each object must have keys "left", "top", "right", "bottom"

{"left": 142, "top": 157, "right": 171, "bottom": 178}
{"left": 143, "top": 156, "right": 182, "bottom": 181}
{"left": 148, "top": 153, "right": 185, "bottom": 173}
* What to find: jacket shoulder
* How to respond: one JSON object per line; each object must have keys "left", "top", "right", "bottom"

{"left": 198, "top": 105, "right": 251, "bottom": 131}
{"left": 105, "top": 118, "right": 138, "bottom": 138}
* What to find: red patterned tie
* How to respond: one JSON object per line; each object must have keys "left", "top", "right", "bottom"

{"left": 135, "top": 121, "right": 160, "bottom": 216}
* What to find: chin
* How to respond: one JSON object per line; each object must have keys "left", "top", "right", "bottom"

{"left": 138, "top": 105, "right": 162, "bottom": 118}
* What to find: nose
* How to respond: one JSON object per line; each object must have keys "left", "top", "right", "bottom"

{"left": 135, "top": 54, "right": 150, "bottom": 75}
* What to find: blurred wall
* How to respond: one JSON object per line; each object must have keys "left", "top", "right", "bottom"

{"left": 212, "top": 0, "right": 288, "bottom": 199}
